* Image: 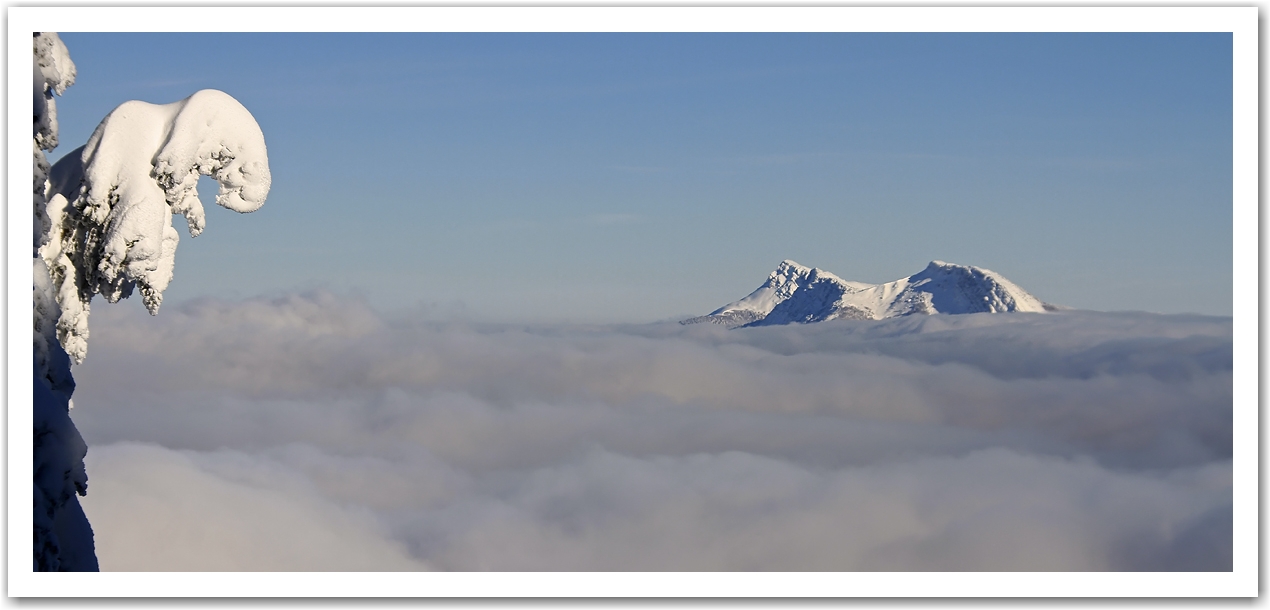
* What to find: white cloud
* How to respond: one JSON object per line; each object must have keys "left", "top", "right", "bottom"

{"left": 71, "top": 292, "right": 1232, "bottom": 571}
{"left": 80, "top": 442, "right": 428, "bottom": 571}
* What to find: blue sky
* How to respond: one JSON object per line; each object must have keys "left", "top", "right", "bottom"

{"left": 50, "top": 32, "right": 1233, "bottom": 322}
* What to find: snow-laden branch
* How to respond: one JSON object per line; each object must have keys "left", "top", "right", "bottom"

{"left": 41, "top": 89, "right": 271, "bottom": 364}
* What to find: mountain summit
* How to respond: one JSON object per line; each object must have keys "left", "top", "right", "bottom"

{"left": 683, "top": 260, "right": 1053, "bottom": 328}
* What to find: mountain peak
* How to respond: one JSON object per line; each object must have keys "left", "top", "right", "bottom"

{"left": 773, "top": 259, "right": 814, "bottom": 279}
{"left": 684, "top": 260, "right": 1052, "bottom": 328}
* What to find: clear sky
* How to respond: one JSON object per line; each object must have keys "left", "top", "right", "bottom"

{"left": 50, "top": 32, "right": 1233, "bottom": 322}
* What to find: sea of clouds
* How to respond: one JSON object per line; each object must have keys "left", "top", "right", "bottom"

{"left": 70, "top": 292, "right": 1232, "bottom": 571}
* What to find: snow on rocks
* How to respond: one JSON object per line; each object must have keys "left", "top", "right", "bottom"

{"left": 685, "top": 260, "right": 1052, "bottom": 328}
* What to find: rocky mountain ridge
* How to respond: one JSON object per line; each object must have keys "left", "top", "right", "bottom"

{"left": 684, "top": 260, "right": 1053, "bottom": 328}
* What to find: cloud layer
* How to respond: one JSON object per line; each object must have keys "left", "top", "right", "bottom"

{"left": 71, "top": 292, "right": 1232, "bottom": 571}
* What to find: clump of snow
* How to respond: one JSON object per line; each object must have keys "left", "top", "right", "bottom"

{"left": 33, "top": 33, "right": 75, "bottom": 259}
{"left": 41, "top": 89, "right": 271, "bottom": 364}
{"left": 33, "top": 33, "right": 74, "bottom": 153}
{"left": 685, "top": 260, "right": 1052, "bottom": 328}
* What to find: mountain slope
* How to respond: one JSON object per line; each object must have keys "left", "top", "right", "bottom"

{"left": 684, "top": 260, "right": 1052, "bottom": 328}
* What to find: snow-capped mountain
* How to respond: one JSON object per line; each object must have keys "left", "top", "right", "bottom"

{"left": 683, "top": 260, "right": 1053, "bottom": 328}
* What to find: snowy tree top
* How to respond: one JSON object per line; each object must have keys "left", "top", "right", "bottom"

{"left": 33, "top": 33, "right": 76, "bottom": 152}
{"left": 34, "top": 33, "right": 76, "bottom": 96}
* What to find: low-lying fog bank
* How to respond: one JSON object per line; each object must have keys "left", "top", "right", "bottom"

{"left": 72, "top": 292, "right": 1232, "bottom": 571}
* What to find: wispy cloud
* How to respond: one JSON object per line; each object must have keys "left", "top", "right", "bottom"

{"left": 706, "top": 151, "right": 846, "bottom": 168}
{"left": 608, "top": 165, "right": 670, "bottom": 174}
{"left": 585, "top": 213, "right": 641, "bottom": 226}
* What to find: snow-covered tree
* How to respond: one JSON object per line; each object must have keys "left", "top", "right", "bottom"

{"left": 32, "top": 32, "right": 271, "bottom": 571}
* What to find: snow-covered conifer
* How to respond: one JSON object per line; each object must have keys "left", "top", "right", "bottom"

{"left": 32, "top": 32, "right": 271, "bottom": 571}
{"left": 33, "top": 31, "right": 94, "bottom": 572}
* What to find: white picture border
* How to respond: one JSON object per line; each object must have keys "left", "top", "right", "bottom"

{"left": 8, "top": 5, "right": 1258, "bottom": 599}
